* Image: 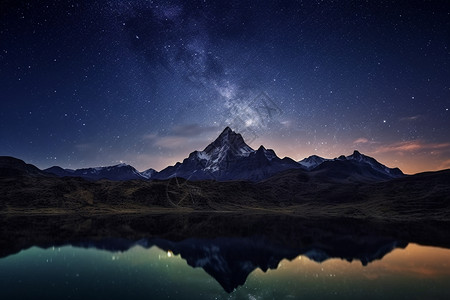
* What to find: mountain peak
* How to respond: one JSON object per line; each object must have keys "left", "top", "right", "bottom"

{"left": 216, "top": 126, "right": 238, "bottom": 141}
{"left": 298, "top": 154, "right": 329, "bottom": 170}
{"left": 348, "top": 150, "right": 364, "bottom": 161}
{"left": 344, "top": 150, "right": 404, "bottom": 178}
{"left": 221, "top": 126, "right": 233, "bottom": 134}
{"left": 115, "top": 163, "right": 129, "bottom": 168}
{"left": 203, "top": 127, "right": 253, "bottom": 155}
{"left": 353, "top": 150, "right": 361, "bottom": 156}
{"left": 155, "top": 127, "right": 303, "bottom": 181}
{"left": 140, "top": 168, "right": 156, "bottom": 179}
{"left": 214, "top": 127, "right": 234, "bottom": 141}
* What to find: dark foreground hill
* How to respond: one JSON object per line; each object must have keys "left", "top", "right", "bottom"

{"left": 1, "top": 156, "right": 449, "bottom": 222}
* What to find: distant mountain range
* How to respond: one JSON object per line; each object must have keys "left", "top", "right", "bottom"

{"left": 152, "top": 127, "right": 403, "bottom": 182}
{"left": 2, "top": 127, "right": 404, "bottom": 182}
{"left": 44, "top": 164, "right": 155, "bottom": 181}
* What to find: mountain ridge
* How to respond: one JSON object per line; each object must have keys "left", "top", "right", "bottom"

{"left": 44, "top": 163, "right": 147, "bottom": 181}
{"left": 152, "top": 127, "right": 403, "bottom": 182}
{"left": 5, "top": 127, "right": 404, "bottom": 182}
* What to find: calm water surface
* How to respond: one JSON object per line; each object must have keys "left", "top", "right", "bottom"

{"left": 1, "top": 242, "right": 449, "bottom": 299}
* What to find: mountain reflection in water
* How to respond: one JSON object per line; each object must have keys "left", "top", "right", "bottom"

{"left": 2, "top": 236, "right": 450, "bottom": 299}
{"left": 71, "top": 235, "right": 407, "bottom": 292}
{"left": 1, "top": 213, "right": 450, "bottom": 296}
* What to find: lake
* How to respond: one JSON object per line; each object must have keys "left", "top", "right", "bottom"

{"left": 1, "top": 238, "right": 449, "bottom": 299}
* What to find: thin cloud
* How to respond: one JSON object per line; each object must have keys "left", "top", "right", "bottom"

{"left": 142, "top": 133, "right": 158, "bottom": 140}
{"left": 375, "top": 141, "right": 450, "bottom": 154}
{"left": 353, "top": 137, "right": 377, "bottom": 145}
{"left": 141, "top": 123, "right": 219, "bottom": 150}
{"left": 353, "top": 138, "right": 369, "bottom": 144}
{"left": 153, "top": 136, "right": 189, "bottom": 149}
{"left": 279, "top": 120, "right": 295, "bottom": 129}
{"left": 400, "top": 115, "right": 422, "bottom": 122}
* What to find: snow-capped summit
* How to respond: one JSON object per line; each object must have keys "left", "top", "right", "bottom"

{"left": 203, "top": 127, "right": 253, "bottom": 157}
{"left": 298, "top": 155, "right": 330, "bottom": 170}
{"left": 296, "top": 150, "right": 404, "bottom": 182}
{"left": 45, "top": 163, "right": 146, "bottom": 181}
{"left": 307, "top": 150, "right": 404, "bottom": 182}
{"left": 140, "top": 168, "right": 157, "bottom": 179}
{"left": 256, "top": 145, "right": 277, "bottom": 161}
{"left": 40, "top": 128, "right": 404, "bottom": 183}
{"left": 345, "top": 150, "right": 404, "bottom": 178}
{"left": 197, "top": 127, "right": 254, "bottom": 173}
{"left": 154, "top": 127, "right": 301, "bottom": 181}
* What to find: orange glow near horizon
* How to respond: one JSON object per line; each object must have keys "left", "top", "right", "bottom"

{"left": 253, "top": 243, "right": 450, "bottom": 280}
{"left": 257, "top": 137, "right": 450, "bottom": 175}
{"left": 133, "top": 139, "right": 449, "bottom": 174}
{"left": 121, "top": 129, "right": 450, "bottom": 174}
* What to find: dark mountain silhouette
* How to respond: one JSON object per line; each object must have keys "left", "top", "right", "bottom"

{"left": 154, "top": 127, "right": 301, "bottom": 181}
{"left": 153, "top": 127, "right": 404, "bottom": 182}
{"left": 44, "top": 163, "right": 147, "bottom": 181}
{"left": 149, "top": 235, "right": 407, "bottom": 292}
{"left": 6, "top": 127, "right": 405, "bottom": 183}
{"left": 298, "top": 154, "right": 330, "bottom": 170}
{"left": 298, "top": 150, "right": 404, "bottom": 181}
{"left": 140, "top": 168, "right": 157, "bottom": 179}
{"left": 0, "top": 156, "right": 50, "bottom": 177}
{"left": 0, "top": 226, "right": 409, "bottom": 293}
{"left": 309, "top": 150, "right": 404, "bottom": 183}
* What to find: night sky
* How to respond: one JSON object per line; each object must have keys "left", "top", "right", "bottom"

{"left": 1, "top": 0, "right": 449, "bottom": 174}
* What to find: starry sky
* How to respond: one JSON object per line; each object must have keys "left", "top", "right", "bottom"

{"left": 1, "top": 0, "right": 449, "bottom": 174}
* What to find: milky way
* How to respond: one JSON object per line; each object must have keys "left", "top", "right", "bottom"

{"left": 1, "top": 1, "right": 449, "bottom": 173}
